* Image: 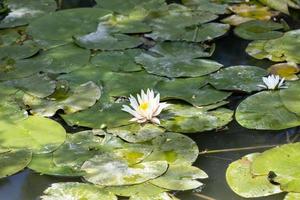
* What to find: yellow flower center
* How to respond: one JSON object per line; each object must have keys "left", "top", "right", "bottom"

{"left": 139, "top": 102, "right": 149, "bottom": 110}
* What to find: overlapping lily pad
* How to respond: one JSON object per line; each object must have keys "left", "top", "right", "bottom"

{"left": 259, "top": 0, "right": 300, "bottom": 14}
{"left": 23, "top": 81, "right": 101, "bottom": 117}
{"left": 81, "top": 153, "right": 168, "bottom": 186}
{"left": 209, "top": 65, "right": 268, "bottom": 92}
{"left": 41, "top": 182, "right": 117, "bottom": 200}
{"left": 130, "top": 192, "right": 179, "bottom": 200}
{"left": 226, "top": 153, "right": 282, "bottom": 198}
{"left": 285, "top": 193, "right": 300, "bottom": 200}
{"left": 0, "top": 0, "right": 57, "bottom": 28}
{"left": 268, "top": 63, "right": 299, "bottom": 80}
{"left": 280, "top": 80, "right": 300, "bottom": 116}
{"left": 0, "top": 41, "right": 39, "bottom": 60}
{"left": 236, "top": 91, "right": 300, "bottom": 130}
{"left": 0, "top": 149, "right": 32, "bottom": 178}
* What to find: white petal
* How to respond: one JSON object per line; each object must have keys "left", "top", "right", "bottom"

{"left": 122, "top": 105, "right": 141, "bottom": 118}
{"left": 129, "top": 95, "right": 139, "bottom": 110}
{"left": 151, "top": 117, "right": 160, "bottom": 124}
{"left": 258, "top": 84, "right": 267, "bottom": 89}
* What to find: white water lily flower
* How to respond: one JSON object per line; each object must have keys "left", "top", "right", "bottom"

{"left": 258, "top": 75, "right": 287, "bottom": 90}
{"left": 122, "top": 89, "right": 170, "bottom": 124}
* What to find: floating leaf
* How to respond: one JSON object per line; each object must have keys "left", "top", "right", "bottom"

{"left": 91, "top": 49, "right": 143, "bottom": 72}
{"left": 28, "top": 8, "right": 112, "bottom": 49}
{"left": 236, "top": 91, "right": 300, "bottom": 130}
{"left": 145, "top": 132, "right": 199, "bottom": 164}
{"left": 284, "top": 193, "right": 300, "bottom": 200}
{"left": 280, "top": 80, "right": 300, "bottom": 116}
{"left": 161, "top": 104, "right": 233, "bottom": 133}
{"left": 150, "top": 164, "right": 208, "bottom": 190}
{"left": 81, "top": 153, "right": 168, "bottom": 186}
{"left": 226, "top": 153, "right": 282, "bottom": 198}
{"left": 0, "top": 0, "right": 57, "bottom": 28}
{"left": 0, "top": 116, "right": 66, "bottom": 153}
{"left": 28, "top": 153, "right": 84, "bottom": 177}
{"left": 0, "top": 149, "right": 32, "bottom": 178}
{"left": 74, "top": 24, "right": 142, "bottom": 51}
{"left": 182, "top": 0, "right": 228, "bottom": 14}
{"left": 0, "top": 41, "right": 39, "bottom": 60}
{"left": 268, "top": 63, "right": 299, "bottom": 81}
{"left": 135, "top": 42, "right": 222, "bottom": 78}
{"left": 107, "top": 123, "right": 165, "bottom": 143}
{"left": 258, "top": 0, "right": 300, "bottom": 14}
{"left": 209, "top": 65, "right": 268, "bottom": 93}
{"left": 234, "top": 20, "right": 283, "bottom": 40}
{"left": 41, "top": 182, "right": 117, "bottom": 200}
{"left": 251, "top": 143, "right": 300, "bottom": 192}
{"left": 23, "top": 81, "right": 101, "bottom": 117}
{"left": 130, "top": 192, "right": 179, "bottom": 200}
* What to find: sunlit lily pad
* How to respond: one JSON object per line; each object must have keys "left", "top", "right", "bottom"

{"left": 160, "top": 104, "right": 233, "bottom": 133}
{"left": 130, "top": 192, "right": 179, "bottom": 200}
{"left": 258, "top": 0, "right": 300, "bottom": 14}
{"left": 0, "top": 149, "right": 32, "bottom": 178}
{"left": 82, "top": 153, "right": 168, "bottom": 186}
{"left": 0, "top": 41, "right": 39, "bottom": 60}
{"left": 234, "top": 20, "right": 283, "bottom": 40}
{"left": 28, "top": 8, "right": 112, "bottom": 49}
{"left": 156, "top": 78, "right": 231, "bottom": 106}
{"left": 280, "top": 80, "right": 300, "bottom": 116}
{"left": 135, "top": 42, "right": 222, "bottom": 78}
{"left": 251, "top": 143, "right": 300, "bottom": 192}
{"left": 0, "top": 0, "right": 57, "bottom": 28}
{"left": 182, "top": 0, "right": 228, "bottom": 14}
{"left": 41, "top": 182, "right": 117, "bottom": 200}
{"left": 74, "top": 24, "right": 142, "bottom": 50}
{"left": 209, "top": 65, "right": 268, "bottom": 92}
{"left": 91, "top": 49, "right": 143, "bottom": 72}
{"left": 23, "top": 81, "right": 101, "bottom": 117}
{"left": 145, "top": 132, "right": 199, "bottom": 164}
{"left": 28, "top": 153, "right": 84, "bottom": 177}
{"left": 0, "top": 116, "right": 66, "bottom": 153}
{"left": 107, "top": 123, "right": 165, "bottom": 143}
{"left": 236, "top": 91, "right": 300, "bottom": 130}
{"left": 284, "top": 193, "right": 300, "bottom": 200}
{"left": 268, "top": 63, "right": 299, "bottom": 80}
{"left": 53, "top": 131, "right": 103, "bottom": 169}
{"left": 226, "top": 153, "right": 282, "bottom": 198}
{"left": 150, "top": 163, "right": 208, "bottom": 190}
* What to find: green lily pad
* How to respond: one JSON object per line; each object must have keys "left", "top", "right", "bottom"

{"left": 145, "top": 132, "right": 199, "bottom": 164}
{"left": 105, "top": 183, "right": 167, "bottom": 197}
{"left": 280, "top": 81, "right": 300, "bottom": 116}
{"left": 81, "top": 153, "right": 168, "bottom": 186}
{"left": 234, "top": 20, "right": 283, "bottom": 40}
{"left": 160, "top": 104, "right": 233, "bottom": 133}
{"left": 146, "top": 22, "right": 230, "bottom": 42}
{"left": 284, "top": 193, "right": 300, "bottom": 200}
{"left": 28, "top": 153, "right": 84, "bottom": 177}
{"left": 0, "top": 116, "right": 66, "bottom": 153}
{"left": 33, "top": 43, "right": 91, "bottom": 73}
{"left": 0, "top": 149, "right": 32, "bottom": 178}
{"left": 0, "top": 0, "right": 57, "bottom": 28}
{"left": 258, "top": 0, "right": 300, "bottom": 14}
{"left": 74, "top": 24, "right": 142, "bottom": 51}
{"left": 0, "top": 28, "right": 23, "bottom": 47}
{"left": 236, "top": 91, "right": 300, "bottom": 130}
{"left": 135, "top": 42, "right": 222, "bottom": 78}
{"left": 182, "top": 0, "right": 228, "bottom": 14}
{"left": 91, "top": 49, "right": 143, "bottom": 72}
{"left": 23, "top": 81, "right": 101, "bottom": 117}
{"left": 0, "top": 41, "right": 39, "bottom": 60}
{"left": 27, "top": 8, "right": 112, "bottom": 49}
{"left": 156, "top": 78, "right": 231, "bottom": 106}
{"left": 251, "top": 143, "right": 300, "bottom": 192}
{"left": 130, "top": 192, "right": 179, "bottom": 200}
{"left": 209, "top": 65, "right": 268, "bottom": 93}
{"left": 226, "top": 153, "right": 282, "bottom": 198}
{"left": 150, "top": 164, "right": 208, "bottom": 190}
{"left": 41, "top": 182, "right": 117, "bottom": 200}
{"left": 107, "top": 123, "right": 165, "bottom": 143}
{"left": 268, "top": 63, "right": 299, "bottom": 81}
{"left": 8, "top": 73, "right": 56, "bottom": 98}
{"left": 52, "top": 131, "right": 104, "bottom": 169}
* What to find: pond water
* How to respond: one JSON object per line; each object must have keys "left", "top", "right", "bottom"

{"left": 0, "top": 0, "right": 300, "bottom": 200}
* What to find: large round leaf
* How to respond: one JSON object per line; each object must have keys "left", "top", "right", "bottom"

{"left": 226, "top": 153, "right": 282, "bottom": 198}
{"left": 28, "top": 8, "right": 112, "bottom": 49}
{"left": 268, "top": 63, "right": 299, "bottom": 81}
{"left": 0, "top": 149, "right": 32, "bottom": 178}
{"left": 209, "top": 65, "right": 268, "bottom": 93}
{"left": 285, "top": 193, "right": 300, "bottom": 200}
{"left": 150, "top": 164, "right": 208, "bottom": 190}
{"left": 0, "top": 116, "right": 66, "bottom": 153}
{"left": 0, "top": 41, "right": 39, "bottom": 60}
{"left": 236, "top": 91, "right": 300, "bottom": 130}
{"left": 82, "top": 153, "right": 168, "bottom": 186}
{"left": 145, "top": 132, "right": 199, "bottom": 164}
{"left": 130, "top": 192, "right": 179, "bottom": 200}
{"left": 41, "top": 182, "right": 117, "bottom": 200}
{"left": 280, "top": 80, "right": 300, "bottom": 116}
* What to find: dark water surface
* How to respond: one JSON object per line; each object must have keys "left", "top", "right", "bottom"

{"left": 0, "top": 1, "right": 300, "bottom": 200}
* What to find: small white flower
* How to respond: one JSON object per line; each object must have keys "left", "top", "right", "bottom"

{"left": 122, "top": 89, "right": 169, "bottom": 124}
{"left": 258, "top": 75, "right": 287, "bottom": 90}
